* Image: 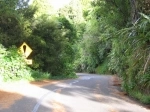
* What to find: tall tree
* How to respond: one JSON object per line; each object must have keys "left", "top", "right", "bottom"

{"left": 0, "top": 0, "right": 30, "bottom": 47}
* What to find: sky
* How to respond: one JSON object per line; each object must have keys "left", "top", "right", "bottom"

{"left": 29, "top": 0, "right": 72, "bottom": 10}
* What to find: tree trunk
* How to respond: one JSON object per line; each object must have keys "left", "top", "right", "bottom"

{"left": 129, "top": 0, "right": 139, "bottom": 24}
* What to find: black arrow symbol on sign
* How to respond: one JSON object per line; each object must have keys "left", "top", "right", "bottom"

{"left": 23, "top": 45, "right": 26, "bottom": 55}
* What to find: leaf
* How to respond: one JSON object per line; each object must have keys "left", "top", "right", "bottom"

{"left": 139, "top": 13, "right": 150, "bottom": 22}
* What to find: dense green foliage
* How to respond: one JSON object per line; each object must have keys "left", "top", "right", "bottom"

{"left": 0, "top": 0, "right": 78, "bottom": 79}
{"left": 109, "top": 15, "right": 150, "bottom": 103}
{"left": 76, "top": 0, "right": 119, "bottom": 73}
{"left": 0, "top": 44, "right": 50, "bottom": 81}
{"left": 0, "top": 44, "right": 29, "bottom": 81}
{"left": 76, "top": 0, "right": 150, "bottom": 103}
{"left": 28, "top": 16, "right": 77, "bottom": 76}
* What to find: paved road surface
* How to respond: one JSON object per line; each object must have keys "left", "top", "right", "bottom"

{"left": 0, "top": 73, "right": 149, "bottom": 112}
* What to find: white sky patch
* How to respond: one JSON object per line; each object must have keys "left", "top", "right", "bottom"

{"left": 28, "top": 0, "right": 33, "bottom": 5}
{"left": 49, "top": 0, "right": 71, "bottom": 10}
{"left": 29, "top": 0, "right": 72, "bottom": 10}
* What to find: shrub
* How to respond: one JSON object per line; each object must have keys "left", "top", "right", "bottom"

{"left": 95, "top": 59, "right": 109, "bottom": 74}
{"left": 0, "top": 45, "right": 33, "bottom": 81}
{"left": 109, "top": 14, "right": 150, "bottom": 95}
{"left": 0, "top": 44, "right": 51, "bottom": 82}
{"left": 27, "top": 16, "right": 77, "bottom": 77}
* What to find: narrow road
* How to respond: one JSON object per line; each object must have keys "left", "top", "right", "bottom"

{"left": 0, "top": 73, "right": 149, "bottom": 112}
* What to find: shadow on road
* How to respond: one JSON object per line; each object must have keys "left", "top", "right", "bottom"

{"left": 0, "top": 89, "right": 73, "bottom": 112}
{"left": 0, "top": 74, "right": 149, "bottom": 112}
{"left": 42, "top": 74, "right": 150, "bottom": 112}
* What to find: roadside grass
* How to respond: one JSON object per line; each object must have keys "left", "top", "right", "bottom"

{"left": 31, "top": 70, "right": 78, "bottom": 81}
{"left": 1, "top": 70, "right": 78, "bottom": 83}
{"left": 113, "top": 75, "right": 150, "bottom": 105}
{"left": 50, "top": 73, "right": 78, "bottom": 80}
{"left": 95, "top": 59, "right": 110, "bottom": 74}
{"left": 129, "top": 90, "right": 150, "bottom": 104}
{"left": 0, "top": 70, "right": 50, "bottom": 83}
{"left": 31, "top": 70, "right": 51, "bottom": 81}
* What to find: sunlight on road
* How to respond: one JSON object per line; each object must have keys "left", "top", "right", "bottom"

{"left": 39, "top": 84, "right": 149, "bottom": 112}
{"left": 0, "top": 81, "right": 56, "bottom": 111}
{"left": 0, "top": 75, "right": 149, "bottom": 112}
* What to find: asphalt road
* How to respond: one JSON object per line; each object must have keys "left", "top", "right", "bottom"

{"left": 0, "top": 73, "right": 149, "bottom": 112}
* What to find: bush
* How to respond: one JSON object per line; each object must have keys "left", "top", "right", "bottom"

{"left": 0, "top": 45, "right": 33, "bottom": 81}
{"left": 95, "top": 59, "right": 109, "bottom": 74}
{"left": 0, "top": 44, "right": 51, "bottom": 82}
{"left": 109, "top": 14, "right": 150, "bottom": 95}
{"left": 27, "top": 16, "right": 77, "bottom": 77}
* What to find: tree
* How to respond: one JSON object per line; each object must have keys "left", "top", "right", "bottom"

{"left": 75, "top": 0, "right": 150, "bottom": 103}
{"left": 31, "top": 0, "right": 55, "bottom": 18}
{"left": 0, "top": 0, "right": 31, "bottom": 47}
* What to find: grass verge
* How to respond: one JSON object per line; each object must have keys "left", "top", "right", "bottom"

{"left": 129, "top": 90, "right": 150, "bottom": 104}
{"left": 95, "top": 59, "right": 109, "bottom": 74}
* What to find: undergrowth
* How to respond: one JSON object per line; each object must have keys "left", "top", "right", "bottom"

{"left": 0, "top": 44, "right": 77, "bottom": 82}
{"left": 129, "top": 90, "right": 150, "bottom": 104}
{"left": 0, "top": 44, "right": 51, "bottom": 82}
{"left": 95, "top": 59, "right": 109, "bottom": 74}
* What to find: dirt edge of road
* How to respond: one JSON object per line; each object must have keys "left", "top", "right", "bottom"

{"left": 111, "top": 75, "right": 150, "bottom": 110}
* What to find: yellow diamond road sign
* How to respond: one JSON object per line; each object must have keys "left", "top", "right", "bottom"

{"left": 19, "top": 42, "right": 32, "bottom": 58}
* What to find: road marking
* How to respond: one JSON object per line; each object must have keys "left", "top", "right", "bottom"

{"left": 69, "top": 83, "right": 72, "bottom": 86}
{"left": 72, "top": 81, "right": 79, "bottom": 83}
{"left": 32, "top": 88, "right": 63, "bottom": 112}
{"left": 32, "top": 91, "right": 51, "bottom": 112}
{"left": 69, "top": 80, "right": 79, "bottom": 86}
{"left": 32, "top": 80, "right": 79, "bottom": 112}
